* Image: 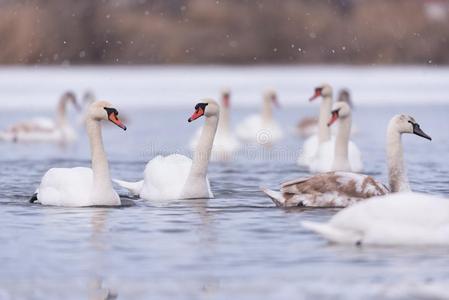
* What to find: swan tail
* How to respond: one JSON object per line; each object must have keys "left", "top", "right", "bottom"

{"left": 261, "top": 188, "right": 286, "bottom": 207}
{"left": 113, "top": 179, "right": 144, "bottom": 196}
{"left": 302, "top": 221, "right": 360, "bottom": 244}
{"left": 29, "top": 193, "right": 38, "bottom": 203}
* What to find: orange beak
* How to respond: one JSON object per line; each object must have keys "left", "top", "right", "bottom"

{"left": 188, "top": 108, "right": 204, "bottom": 122}
{"left": 327, "top": 111, "right": 339, "bottom": 127}
{"left": 309, "top": 89, "right": 322, "bottom": 101}
{"left": 109, "top": 113, "right": 127, "bottom": 130}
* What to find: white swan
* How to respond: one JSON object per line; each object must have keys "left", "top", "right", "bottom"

{"left": 263, "top": 114, "right": 431, "bottom": 207}
{"left": 189, "top": 89, "right": 240, "bottom": 160}
{"left": 309, "top": 101, "right": 363, "bottom": 173}
{"left": 0, "top": 91, "right": 80, "bottom": 143}
{"left": 30, "top": 101, "right": 127, "bottom": 207}
{"left": 236, "top": 89, "right": 283, "bottom": 145}
{"left": 297, "top": 84, "right": 360, "bottom": 171}
{"left": 302, "top": 192, "right": 449, "bottom": 246}
{"left": 115, "top": 99, "right": 219, "bottom": 200}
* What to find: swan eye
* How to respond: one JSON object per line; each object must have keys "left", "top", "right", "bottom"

{"left": 104, "top": 107, "right": 119, "bottom": 116}
{"left": 194, "top": 103, "right": 208, "bottom": 111}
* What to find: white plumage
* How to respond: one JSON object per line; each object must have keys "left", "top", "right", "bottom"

{"left": 299, "top": 135, "right": 363, "bottom": 172}
{"left": 236, "top": 115, "right": 283, "bottom": 145}
{"left": 303, "top": 192, "right": 449, "bottom": 246}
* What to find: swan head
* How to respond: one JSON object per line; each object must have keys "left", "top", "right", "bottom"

{"left": 83, "top": 90, "right": 96, "bottom": 105}
{"left": 221, "top": 88, "right": 231, "bottom": 108}
{"left": 337, "top": 88, "right": 353, "bottom": 108}
{"left": 310, "top": 83, "right": 332, "bottom": 101}
{"left": 88, "top": 101, "right": 127, "bottom": 130}
{"left": 61, "top": 91, "right": 81, "bottom": 111}
{"left": 264, "top": 89, "right": 279, "bottom": 108}
{"left": 188, "top": 99, "right": 219, "bottom": 122}
{"left": 328, "top": 101, "right": 351, "bottom": 126}
{"left": 390, "top": 114, "right": 431, "bottom": 141}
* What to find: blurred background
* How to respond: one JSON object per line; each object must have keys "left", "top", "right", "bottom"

{"left": 0, "top": 0, "right": 448, "bottom": 109}
{"left": 0, "top": 0, "right": 448, "bottom": 65}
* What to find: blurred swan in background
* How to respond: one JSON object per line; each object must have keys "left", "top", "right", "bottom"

{"left": 308, "top": 101, "right": 363, "bottom": 173}
{"left": 297, "top": 84, "right": 360, "bottom": 171}
{"left": 115, "top": 99, "right": 218, "bottom": 200}
{"left": 189, "top": 89, "right": 240, "bottom": 160}
{"left": 0, "top": 91, "right": 80, "bottom": 143}
{"left": 263, "top": 114, "right": 431, "bottom": 207}
{"left": 302, "top": 192, "right": 449, "bottom": 246}
{"left": 236, "top": 89, "right": 283, "bottom": 145}
{"left": 30, "top": 101, "right": 127, "bottom": 206}
{"left": 296, "top": 88, "right": 357, "bottom": 138}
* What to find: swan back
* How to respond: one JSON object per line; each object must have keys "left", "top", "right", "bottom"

{"left": 140, "top": 154, "right": 193, "bottom": 200}
{"left": 304, "top": 192, "right": 449, "bottom": 246}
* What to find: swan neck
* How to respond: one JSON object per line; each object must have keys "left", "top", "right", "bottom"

{"left": 189, "top": 115, "right": 218, "bottom": 178}
{"left": 332, "top": 115, "right": 351, "bottom": 170}
{"left": 86, "top": 119, "right": 114, "bottom": 197}
{"left": 386, "top": 127, "right": 410, "bottom": 192}
{"left": 318, "top": 95, "right": 332, "bottom": 144}
{"left": 56, "top": 97, "right": 69, "bottom": 127}
{"left": 262, "top": 98, "right": 272, "bottom": 122}
{"left": 217, "top": 104, "right": 230, "bottom": 134}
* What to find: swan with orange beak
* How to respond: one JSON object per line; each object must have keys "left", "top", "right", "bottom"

{"left": 115, "top": 99, "right": 219, "bottom": 200}
{"left": 30, "top": 101, "right": 127, "bottom": 206}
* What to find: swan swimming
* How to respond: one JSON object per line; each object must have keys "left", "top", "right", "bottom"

{"left": 0, "top": 91, "right": 80, "bottom": 144}
{"left": 308, "top": 100, "right": 363, "bottom": 173}
{"left": 115, "top": 99, "right": 219, "bottom": 201}
{"left": 297, "top": 84, "right": 360, "bottom": 171}
{"left": 30, "top": 101, "right": 127, "bottom": 207}
{"left": 236, "top": 89, "right": 283, "bottom": 145}
{"left": 302, "top": 192, "right": 449, "bottom": 246}
{"left": 263, "top": 114, "right": 431, "bottom": 207}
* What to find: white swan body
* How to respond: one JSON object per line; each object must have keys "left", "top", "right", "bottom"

{"left": 309, "top": 101, "right": 363, "bottom": 173}
{"left": 189, "top": 90, "right": 240, "bottom": 160}
{"left": 116, "top": 99, "right": 218, "bottom": 201}
{"left": 236, "top": 90, "right": 283, "bottom": 145}
{"left": 302, "top": 192, "right": 449, "bottom": 246}
{"left": 298, "top": 84, "right": 362, "bottom": 172}
{"left": 32, "top": 101, "right": 127, "bottom": 207}
{"left": 305, "top": 136, "right": 363, "bottom": 173}
{"left": 264, "top": 114, "right": 431, "bottom": 207}
{"left": 0, "top": 92, "right": 79, "bottom": 143}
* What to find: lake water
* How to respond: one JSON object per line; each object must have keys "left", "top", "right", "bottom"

{"left": 1, "top": 66, "right": 449, "bottom": 299}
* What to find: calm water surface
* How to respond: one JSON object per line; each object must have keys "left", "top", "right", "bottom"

{"left": 1, "top": 103, "right": 449, "bottom": 299}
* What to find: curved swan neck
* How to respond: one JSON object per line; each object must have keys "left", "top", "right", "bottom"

{"left": 56, "top": 96, "right": 70, "bottom": 127}
{"left": 189, "top": 115, "right": 219, "bottom": 177}
{"left": 262, "top": 97, "right": 273, "bottom": 122}
{"left": 332, "top": 115, "right": 351, "bottom": 171}
{"left": 86, "top": 119, "right": 114, "bottom": 198}
{"left": 386, "top": 125, "right": 410, "bottom": 193}
{"left": 318, "top": 95, "right": 332, "bottom": 144}
{"left": 217, "top": 102, "right": 230, "bottom": 134}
